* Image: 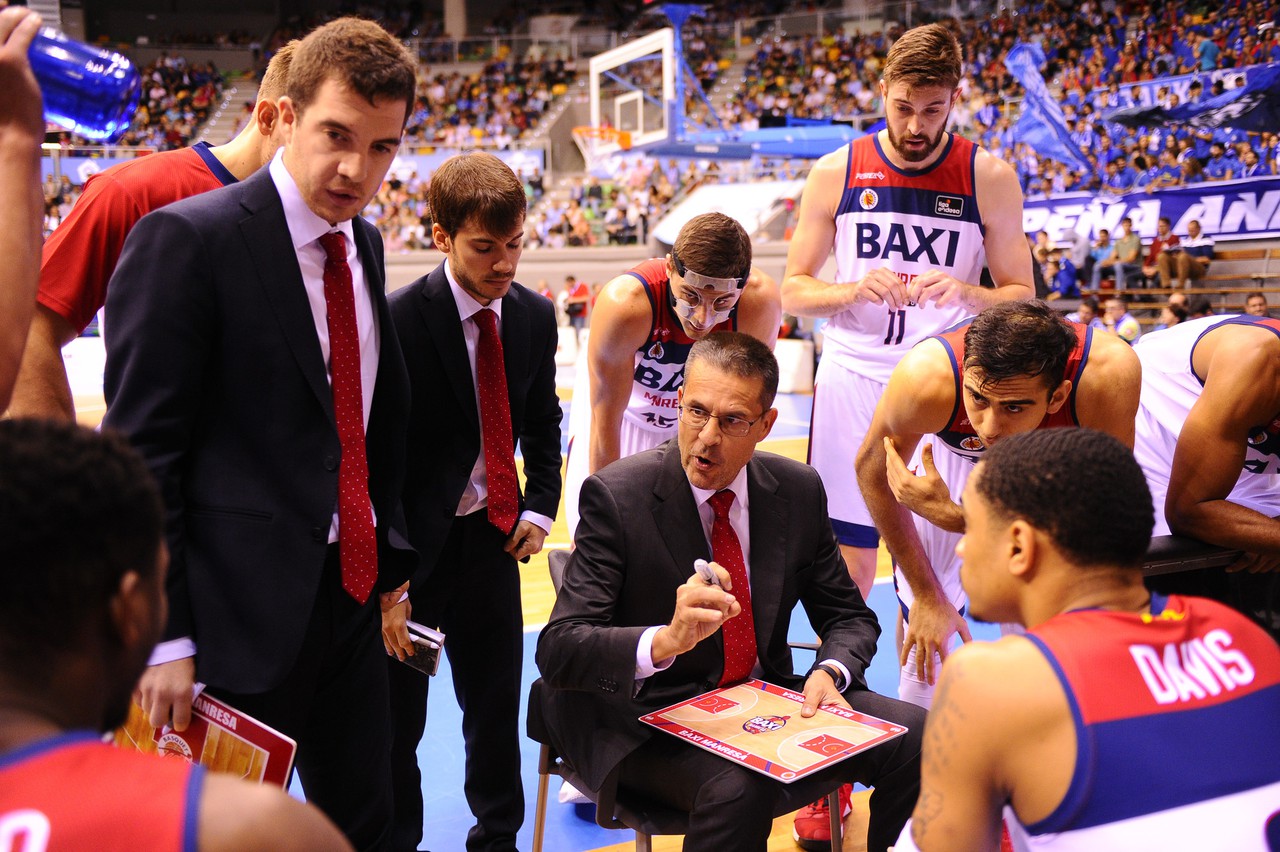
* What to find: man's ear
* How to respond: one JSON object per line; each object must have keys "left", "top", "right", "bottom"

{"left": 108, "top": 571, "right": 148, "bottom": 650}
{"left": 1046, "top": 379, "right": 1072, "bottom": 415}
{"left": 254, "top": 98, "right": 279, "bottom": 137}
{"left": 1007, "top": 519, "right": 1037, "bottom": 579}
{"left": 432, "top": 222, "right": 451, "bottom": 254}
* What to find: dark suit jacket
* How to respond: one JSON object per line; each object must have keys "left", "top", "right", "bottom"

{"left": 102, "top": 167, "right": 415, "bottom": 693}
{"left": 534, "top": 440, "right": 880, "bottom": 792}
{"left": 388, "top": 262, "right": 562, "bottom": 583}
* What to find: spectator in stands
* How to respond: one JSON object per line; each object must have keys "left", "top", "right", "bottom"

{"left": 1238, "top": 146, "right": 1272, "bottom": 177}
{"left": 1245, "top": 292, "right": 1271, "bottom": 317}
{"left": 1103, "top": 296, "right": 1142, "bottom": 345}
{"left": 1203, "top": 142, "right": 1236, "bottom": 180}
{"left": 1152, "top": 301, "right": 1188, "bottom": 332}
{"left": 1173, "top": 218, "right": 1215, "bottom": 288}
{"left": 1188, "top": 294, "right": 1216, "bottom": 319}
{"left": 1094, "top": 217, "right": 1142, "bottom": 291}
{"left": 1084, "top": 228, "right": 1112, "bottom": 288}
{"left": 1144, "top": 215, "right": 1182, "bottom": 288}
{"left": 1045, "top": 251, "right": 1079, "bottom": 300}
{"left": 1065, "top": 295, "right": 1105, "bottom": 329}
{"left": 563, "top": 273, "right": 590, "bottom": 344}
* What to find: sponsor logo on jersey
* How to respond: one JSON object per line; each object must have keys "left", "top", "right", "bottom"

{"left": 742, "top": 714, "right": 790, "bottom": 734}
{"left": 855, "top": 222, "right": 961, "bottom": 266}
{"left": 647, "top": 341, "right": 665, "bottom": 360}
{"left": 855, "top": 171, "right": 886, "bottom": 181}
{"left": 960, "top": 435, "right": 985, "bottom": 451}
{"left": 859, "top": 188, "right": 879, "bottom": 210}
{"left": 935, "top": 195, "right": 964, "bottom": 218}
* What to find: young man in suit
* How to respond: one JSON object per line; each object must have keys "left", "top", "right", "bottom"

{"left": 0, "top": 419, "right": 352, "bottom": 852}
{"left": 383, "top": 152, "right": 562, "bottom": 852}
{"left": 101, "top": 18, "right": 419, "bottom": 850}
{"left": 535, "top": 332, "right": 923, "bottom": 852}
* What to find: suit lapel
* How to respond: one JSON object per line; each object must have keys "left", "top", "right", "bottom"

{"left": 500, "top": 288, "right": 529, "bottom": 400}
{"left": 417, "top": 265, "right": 480, "bottom": 431}
{"left": 651, "top": 441, "right": 710, "bottom": 585}
{"left": 745, "top": 457, "right": 786, "bottom": 651}
{"left": 237, "top": 171, "right": 333, "bottom": 422}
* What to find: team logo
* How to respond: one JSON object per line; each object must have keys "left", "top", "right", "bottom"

{"left": 960, "top": 435, "right": 985, "bottom": 451}
{"left": 742, "top": 714, "right": 789, "bottom": 734}
{"left": 859, "top": 189, "right": 879, "bottom": 210}
{"left": 647, "top": 341, "right": 665, "bottom": 360}
{"left": 157, "top": 732, "right": 194, "bottom": 761}
{"left": 935, "top": 195, "right": 964, "bottom": 218}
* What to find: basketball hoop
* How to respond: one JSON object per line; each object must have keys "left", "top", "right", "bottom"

{"left": 573, "top": 125, "right": 632, "bottom": 171}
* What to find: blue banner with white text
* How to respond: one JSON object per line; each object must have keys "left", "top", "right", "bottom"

{"left": 1004, "top": 42, "right": 1093, "bottom": 173}
{"left": 1023, "top": 176, "right": 1280, "bottom": 242}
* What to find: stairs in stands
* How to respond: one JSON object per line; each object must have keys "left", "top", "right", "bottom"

{"left": 194, "top": 79, "right": 259, "bottom": 146}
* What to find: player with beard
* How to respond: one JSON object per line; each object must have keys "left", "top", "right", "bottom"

{"left": 781, "top": 24, "right": 1032, "bottom": 848}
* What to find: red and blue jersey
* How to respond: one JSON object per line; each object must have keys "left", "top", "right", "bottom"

{"left": 933, "top": 319, "right": 1091, "bottom": 462}
{"left": 1011, "top": 594, "right": 1280, "bottom": 851}
{"left": 0, "top": 732, "right": 203, "bottom": 851}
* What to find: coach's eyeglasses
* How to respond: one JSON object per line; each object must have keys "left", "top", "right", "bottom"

{"left": 678, "top": 404, "right": 763, "bottom": 437}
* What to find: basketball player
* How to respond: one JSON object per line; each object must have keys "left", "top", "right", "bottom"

{"left": 856, "top": 301, "right": 1141, "bottom": 707}
{"left": 562, "top": 212, "right": 780, "bottom": 538}
{"left": 1133, "top": 314, "right": 1280, "bottom": 639}
{"left": 0, "top": 419, "right": 351, "bottom": 851}
{"left": 896, "top": 428, "right": 1280, "bottom": 852}
{"left": 782, "top": 22, "right": 1033, "bottom": 601}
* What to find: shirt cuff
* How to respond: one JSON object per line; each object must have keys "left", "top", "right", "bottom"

{"left": 148, "top": 637, "right": 196, "bottom": 667}
{"left": 635, "top": 625, "right": 676, "bottom": 680}
{"left": 520, "top": 510, "right": 554, "bottom": 534}
{"left": 816, "top": 658, "right": 851, "bottom": 692}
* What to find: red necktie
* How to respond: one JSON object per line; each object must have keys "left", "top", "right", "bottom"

{"left": 319, "top": 232, "right": 377, "bottom": 604}
{"left": 474, "top": 308, "right": 519, "bottom": 534}
{"left": 709, "top": 490, "right": 756, "bottom": 685}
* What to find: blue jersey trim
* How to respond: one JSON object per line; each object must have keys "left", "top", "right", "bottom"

{"left": 872, "top": 132, "right": 957, "bottom": 180}
{"left": 0, "top": 730, "right": 100, "bottom": 771}
{"left": 1022, "top": 633, "right": 1092, "bottom": 834}
{"left": 183, "top": 765, "right": 207, "bottom": 852}
{"left": 191, "top": 141, "right": 237, "bottom": 187}
{"left": 1067, "top": 324, "right": 1093, "bottom": 425}
{"left": 937, "top": 334, "right": 964, "bottom": 434}
{"left": 832, "top": 518, "right": 879, "bottom": 549}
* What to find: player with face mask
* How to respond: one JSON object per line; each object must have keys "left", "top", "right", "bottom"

{"left": 562, "top": 212, "right": 781, "bottom": 539}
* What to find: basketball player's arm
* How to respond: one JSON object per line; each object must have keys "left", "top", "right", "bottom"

{"left": 734, "top": 266, "right": 782, "bottom": 347}
{"left": 1072, "top": 332, "right": 1140, "bottom": 448}
{"left": 587, "top": 274, "right": 653, "bottom": 474}
{"left": 1167, "top": 333, "right": 1280, "bottom": 570}
{"left": 199, "top": 774, "right": 354, "bottom": 851}
{"left": 6, "top": 305, "right": 77, "bottom": 419}
{"left": 0, "top": 6, "right": 44, "bottom": 412}
{"left": 855, "top": 344, "right": 971, "bottom": 684}
{"left": 910, "top": 153, "right": 1033, "bottom": 310}
{"left": 782, "top": 149, "right": 911, "bottom": 316}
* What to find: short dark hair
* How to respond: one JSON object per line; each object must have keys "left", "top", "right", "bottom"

{"left": 1247, "top": 291, "right": 1267, "bottom": 303}
{"left": 428, "top": 152, "right": 527, "bottom": 238}
{"left": 882, "top": 23, "right": 962, "bottom": 91}
{"left": 673, "top": 213, "right": 752, "bottom": 285}
{"left": 687, "top": 332, "right": 779, "bottom": 411}
{"left": 963, "top": 301, "right": 1077, "bottom": 392}
{"left": 0, "top": 421, "right": 163, "bottom": 684}
{"left": 976, "top": 428, "right": 1153, "bottom": 568}
{"left": 1189, "top": 294, "right": 1215, "bottom": 316}
{"left": 286, "top": 17, "right": 417, "bottom": 125}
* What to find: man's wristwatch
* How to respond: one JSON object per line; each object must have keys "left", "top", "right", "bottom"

{"left": 812, "top": 663, "right": 843, "bottom": 689}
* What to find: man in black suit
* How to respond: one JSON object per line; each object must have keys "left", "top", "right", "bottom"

{"left": 534, "top": 332, "right": 923, "bottom": 852}
{"left": 101, "top": 18, "right": 419, "bottom": 850}
{"left": 384, "top": 152, "right": 562, "bottom": 852}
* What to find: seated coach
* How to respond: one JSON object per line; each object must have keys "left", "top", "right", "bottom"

{"left": 534, "top": 332, "right": 924, "bottom": 852}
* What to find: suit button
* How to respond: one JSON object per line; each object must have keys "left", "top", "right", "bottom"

{"left": 324, "top": 455, "right": 338, "bottom": 471}
{"left": 312, "top": 526, "right": 326, "bottom": 542}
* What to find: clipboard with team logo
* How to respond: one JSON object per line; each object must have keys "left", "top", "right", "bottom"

{"left": 639, "top": 679, "right": 908, "bottom": 783}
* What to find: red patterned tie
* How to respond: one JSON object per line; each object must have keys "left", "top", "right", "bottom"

{"left": 473, "top": 308, "right": 519, "bottom": 534}
{"left": 319, "top": 232, "right": 377, "bottom": 604}
{"left": 709, "top": 490, "right": 756, "bottom": 685}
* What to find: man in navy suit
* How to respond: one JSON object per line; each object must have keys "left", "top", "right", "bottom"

{"left": 384, "top": 152, "right": 562, "bottom": 851}
{"left": 101, "top": 18, "right": 418, "bottom": 850}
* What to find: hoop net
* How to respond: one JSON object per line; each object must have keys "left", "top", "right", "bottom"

{"left": 572, "top": 125, "right": 632, "bottom": 171}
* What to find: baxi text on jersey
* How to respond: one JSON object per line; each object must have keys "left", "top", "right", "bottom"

{"left": 855, "top": 223, "right": 961, "bottom": 267}
{"left": 1129, "top": 629, "right": 1256, "bottom": 705}
{"left": 634, "top": 365, "right": 684, "bottom": 393}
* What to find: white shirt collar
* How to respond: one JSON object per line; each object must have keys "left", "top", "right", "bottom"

{"left": 444, "top": 258, "right": 504, "bottom": 323}
{"left": 269, "top": 149, "right": 356, "bottom": 252}
{"left": 690, "top": 465, "right": 751, "bottom": 513}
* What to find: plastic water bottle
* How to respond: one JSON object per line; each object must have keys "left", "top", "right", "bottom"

{"left": 29, "top": 27, "right": 142, "bottom": 143}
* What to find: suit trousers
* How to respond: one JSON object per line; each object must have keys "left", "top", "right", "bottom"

{"left": 616, "top": 688, "right": 925, "bottom": 852}
{"left": 206, "top": 546, "right": 393, "bottom": 852}
{"left": 389, "top": 509, "right": 525, "bottom": 852}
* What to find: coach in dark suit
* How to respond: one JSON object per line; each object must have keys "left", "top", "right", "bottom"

{"left": 534, "top": 332, "right": 923, "bottom": 852}
{"left": 101, "top": 19, "right": 419, "bottom": 850}
{"left": 384, "top": 153, "right": 562, "bottom": 852}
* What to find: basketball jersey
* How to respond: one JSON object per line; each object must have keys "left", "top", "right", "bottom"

{"left": 1008, "top": 595, "right": 1280, "bottom": 851}
{"left": 824, "top": 133, "right": 987, "bottom": 385}
{"left": 933, "top": 320, "right": 1091, "bottom": 463}
{"left": 0, "top": 733, "right": 203, "bottom": 852}
{"left": 1136, "top": 315, "right": 1280, "bottom": 475}
{"left": 622, "top": 258, "right": 737, "bottom": 433}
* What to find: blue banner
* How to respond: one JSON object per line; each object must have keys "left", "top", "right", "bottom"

{"left": 1105, "top": 63, "right": 1280, "bottom": 132}
{"left": 1022, "top": 176, "right": 1280, "bottom": 242}
{"left": 1004, "top": 42, "right": 1092, "bottom": 173}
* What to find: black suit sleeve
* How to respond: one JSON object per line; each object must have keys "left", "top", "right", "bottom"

{"left": 102, "top": 208, "right": 214, "bottom": 643}
{"left": 535, "top": 473, "right": 648, "bottom": 698}
{"left": 517, "top": 292, "right": 563, "bottom": 521}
